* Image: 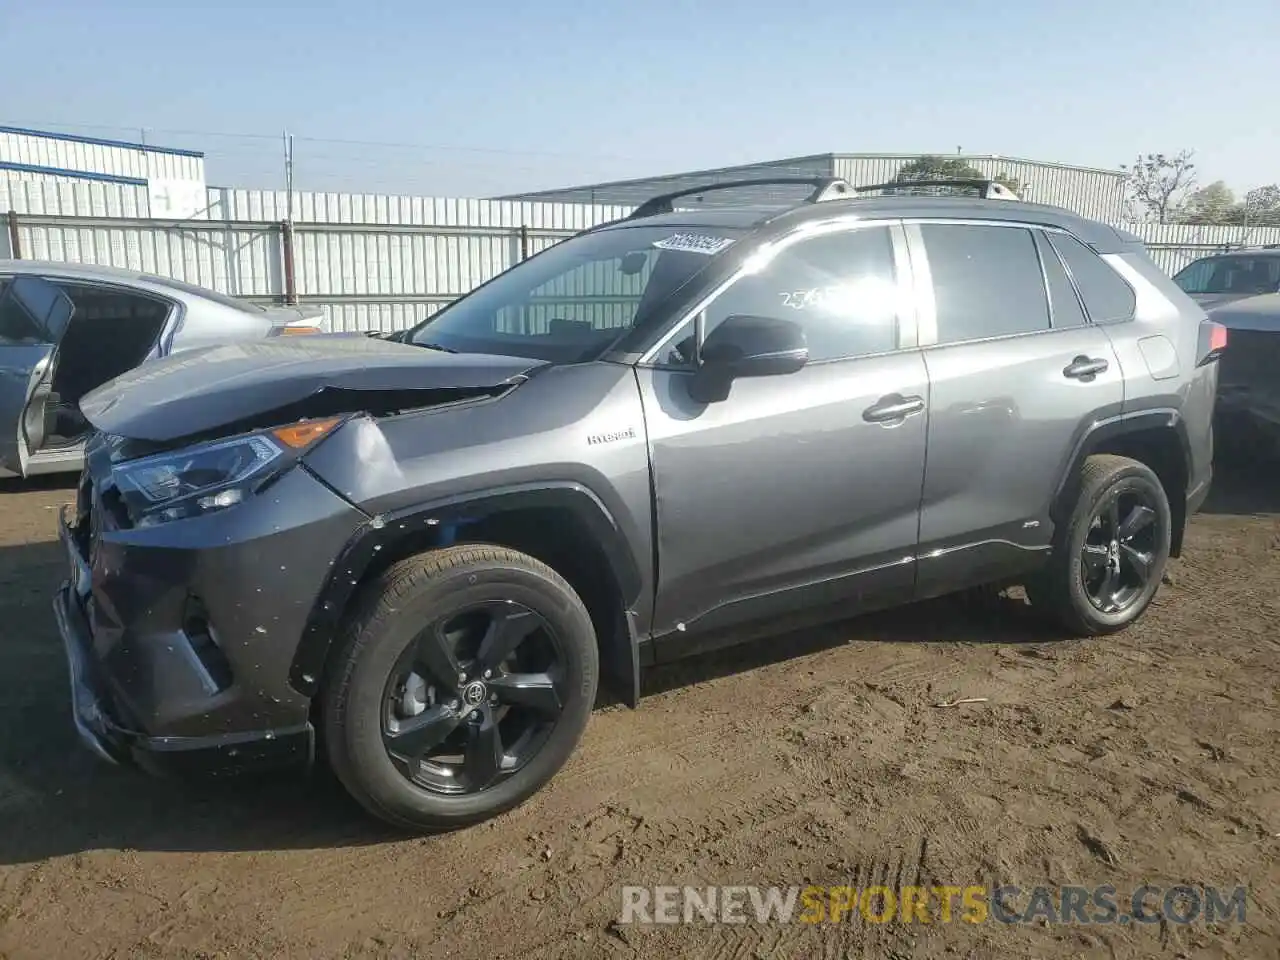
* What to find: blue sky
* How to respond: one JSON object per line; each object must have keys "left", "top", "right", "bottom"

{"left": 4, "top": 0, "right": 1276, "bottom": 198}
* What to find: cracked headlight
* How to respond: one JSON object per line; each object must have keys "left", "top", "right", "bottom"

{"left": 112, "top": 417, "right": 342, "bottom": 526}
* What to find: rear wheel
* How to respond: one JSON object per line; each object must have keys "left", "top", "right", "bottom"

{"left": 1027, "top": 454, "right": 1171, "bottom": 636}
{"left": 322, "top": 545, "right": 598, "bottom": 831}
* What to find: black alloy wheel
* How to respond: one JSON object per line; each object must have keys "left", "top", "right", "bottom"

{"left": 1079, "top": 487, "right": 1161, "bottom": 615}
{"left": 322, "top": 544, "right": 598, "bottom": 832}
{"left": 1026, "top": 454, "right": 1172, "bottom": 637}
{"left": 383, "top": 599, "right": 565, "bottom": 795}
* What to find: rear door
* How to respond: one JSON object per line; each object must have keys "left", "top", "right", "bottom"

{"left": 0, "top": 275, "right": 75, "bottom": 476}
{"left": 906, "top": 220, "right": 1126, "bottom": 597}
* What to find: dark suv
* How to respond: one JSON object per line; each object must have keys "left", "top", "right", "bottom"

{"left": 43, "top": 177, "right": 1224, "bottom": 831}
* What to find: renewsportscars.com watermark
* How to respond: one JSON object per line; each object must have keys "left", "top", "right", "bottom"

{"left": 619, "top": 884, "right": 1249, "bottom": 926}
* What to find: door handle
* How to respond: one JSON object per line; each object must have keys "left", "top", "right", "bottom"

{"left": 863, "top": 394, "right": 925, "bottom": 423}
{"left": 1063, "top": 355, "right": 1109, "bottom": 380}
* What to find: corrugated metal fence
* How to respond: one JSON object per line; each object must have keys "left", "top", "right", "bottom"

{"left": 1122, "top": 221, "right": 1280, "bottom": 274}
{"left": 1, "top": 187, "right": 633, "bottom": 332}
{"left": 3, "top": 184, "right": 1279, "bottom": 332}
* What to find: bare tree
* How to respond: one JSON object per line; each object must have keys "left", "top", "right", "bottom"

{"left": 1122, "top": 150, "right": 1197, "bottom": 223}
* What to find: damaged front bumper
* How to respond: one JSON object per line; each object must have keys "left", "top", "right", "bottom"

{"left": 53, "top": 567, "right": 313, "bottom": 776}
{"left": 50, "top": 460, "right": 366, "bottom": 778}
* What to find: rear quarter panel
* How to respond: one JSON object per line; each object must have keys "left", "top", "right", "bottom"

{"left": 1102, "top": 250, "right": 1215, "bottom": 494}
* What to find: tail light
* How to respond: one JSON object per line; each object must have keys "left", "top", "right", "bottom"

{"left": 277, "top": 325, "right": 322, "bottom": 336}
{"left": 1196, "top": 320, "right": 1228, "bottom": 367}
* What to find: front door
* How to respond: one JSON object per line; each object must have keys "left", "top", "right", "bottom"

{"left": 0, "top": 276, "right": 75, "bottom": 477}
{"left": 636, "top": 221, "right": 930, "bottom": 654}
{"left": 904, "top": 221, "right": 1127, "bottom": 596}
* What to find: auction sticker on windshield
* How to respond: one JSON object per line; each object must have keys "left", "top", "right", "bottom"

{"left": 653, "top": 233, "right": 735, "bottom": 255}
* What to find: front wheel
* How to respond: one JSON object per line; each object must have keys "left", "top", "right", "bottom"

{"left": 322, "top": 545, "right": 599, "bottom": 832}
{"left": 1027, "top": 454, "right": 1172, "bottom": 636}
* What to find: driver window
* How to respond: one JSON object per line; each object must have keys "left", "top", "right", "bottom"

{"left": 699, "top": 227, "right": 901, "bottom": 363}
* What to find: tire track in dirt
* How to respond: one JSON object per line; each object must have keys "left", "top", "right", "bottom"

{"left": 3, "top": 476, "right": 1280, "bottom": 958}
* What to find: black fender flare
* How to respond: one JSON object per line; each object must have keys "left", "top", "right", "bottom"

{"left": 288, "top": 481, "right": 644, "bottom": 705}
{"left": 1048, "top": 407, "right": 1193, "bottom": 550}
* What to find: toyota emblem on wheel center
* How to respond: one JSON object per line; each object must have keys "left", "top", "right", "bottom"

{"left": 462, "top": 681, "right": 487, "bottom": 707}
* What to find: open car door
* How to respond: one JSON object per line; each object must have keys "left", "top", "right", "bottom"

{"left": 0, "top": 276, "right": 75, "bottom": 477}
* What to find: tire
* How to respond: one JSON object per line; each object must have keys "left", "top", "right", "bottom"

{"left": 1027, "top": 454, "right": 1172, "bottom": 637}
{"left": 322, "top": 544, "right": 599, "bottom": 832}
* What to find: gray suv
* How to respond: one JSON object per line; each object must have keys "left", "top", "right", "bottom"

{"left": 45, "top": 177, "right": 1223, "bottom": 832}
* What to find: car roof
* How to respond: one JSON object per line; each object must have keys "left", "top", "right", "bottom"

{"left": 0, "top": 258, "right": 173, "bottom": 284}
{"left": 0, "top": 258, "right": 273, "bottom": 314}
{"left": 593, "top": 194, "right": 1135, "bottom": 254}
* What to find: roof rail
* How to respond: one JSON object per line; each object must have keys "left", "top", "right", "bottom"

{"left": 625, "top": 177, "right": 856, "bottom": 220}
{"left": 854, "top": 178, "right": 1018, "bottom": 200}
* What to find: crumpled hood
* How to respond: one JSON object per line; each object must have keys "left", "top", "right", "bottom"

{"left": 80, "top": 335, "right": 547, "bottom": 443}
{"left": 1195, "top": 292, "right": 1280, "bottom": 331}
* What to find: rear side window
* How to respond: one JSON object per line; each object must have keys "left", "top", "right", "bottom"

{"left": 1047, "top": 233, "right": 1136, "bottom": 323}
{"left": 1034, "top": 231, "right": 1088, "bottom": 328}
{"left": 920, "top": 224, "right": 1050, "bottom": 344}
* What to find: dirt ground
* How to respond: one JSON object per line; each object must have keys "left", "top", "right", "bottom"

{"left": 1, "top": 463, "right": 1278, "bottom": 960}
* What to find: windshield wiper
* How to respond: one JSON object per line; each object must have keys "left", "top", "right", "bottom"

{"left": 413, "top": 340, "right": 459, "bottom": 353}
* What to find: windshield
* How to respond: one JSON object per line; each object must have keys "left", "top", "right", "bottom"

{"left": 1173, "top": 255, "right": 1280, "bottom": 296}
{"left": 407, "top": 224, "right": 742, "bottom": 362}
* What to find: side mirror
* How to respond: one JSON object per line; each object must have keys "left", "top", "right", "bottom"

{"left": 689, "top": 315, "right": 808, "bottom": 403}
{"left": 700, "top": 314, "right": 808, "bottom": 378}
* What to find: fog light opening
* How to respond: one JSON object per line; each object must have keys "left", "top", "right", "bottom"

{"left": 182, "top": 597, "right": 235, "bottom": 694}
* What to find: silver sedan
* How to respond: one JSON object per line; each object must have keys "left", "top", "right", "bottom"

{"left": 0, "top": 260, "right": 322, "bottom": 478}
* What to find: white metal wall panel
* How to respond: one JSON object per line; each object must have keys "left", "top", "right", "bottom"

{"left": 1126, "top": 221, "right": 1280, "bottom": 247}
{"left": 0, "top": 129, "right": 204, "bottom": 184}
{"left": 316, "top": 300, "right": 447, "bottom": 334}
{"left": 1126, "top": 221, "right": 1280, "bottom": 274}
{"left": 1, "top": 171, "right": 151, "bottom": 217}
{"left": 292, "top": 227, "right": 517, "bottom": 299}
{"left": 832, "top": 155, "right": 1126, "bottom": 221}
{"left": 14, "top": 220, "right": 279, "bottom": 297}
{"left": 499, "top": 156, "right": 837, "bottom": 209}
{"left": 206, "top": 187, "right": 631, "bottom": 227}
{"left": 502, "top": 153, "right": 1125, "bottom": 221}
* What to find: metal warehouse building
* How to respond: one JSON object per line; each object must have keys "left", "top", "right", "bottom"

{"left": 0, "top": 125, "right": 208, "bottom": 218}
{"left": 500, "top": 153, "right": 1127, "bottom": 223}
